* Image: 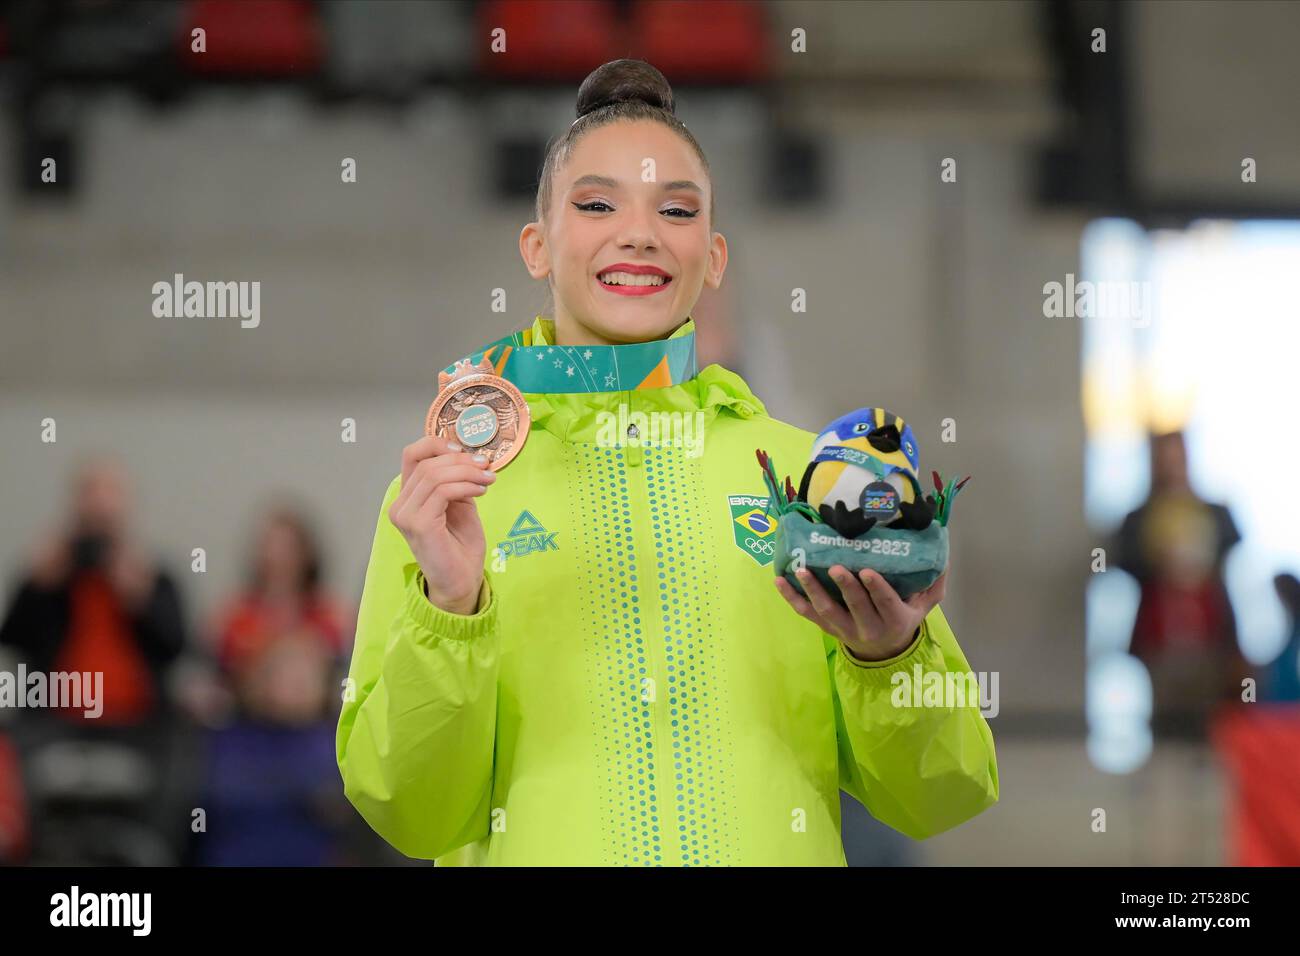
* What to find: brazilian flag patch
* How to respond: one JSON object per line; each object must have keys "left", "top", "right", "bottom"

{"left": 728, "top": 494, "right": 776, "bottom": 566}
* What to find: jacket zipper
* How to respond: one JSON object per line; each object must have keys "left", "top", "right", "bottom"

{"left": 620, "top": 388, "right": 677, "bottom": 863}
{"left": 623, "top": 388, "right": 644, "bottom": 468}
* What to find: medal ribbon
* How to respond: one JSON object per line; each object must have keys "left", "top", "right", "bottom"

{"left": 813, "top": 445, "right": 922, "bottom": 494}
{"left": 443, "top": 315, "right": 698, "bottom": 394}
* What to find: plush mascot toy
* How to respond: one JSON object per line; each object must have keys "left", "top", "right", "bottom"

{"left": 798, "top": 407, "right": 934, "bottom": 539}
{"left": 757, "top": 407, "right": 968, "bottom": 605}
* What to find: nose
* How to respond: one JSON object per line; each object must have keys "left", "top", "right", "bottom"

{"left": 615, "top": 202, "right": 661, "bottom": 253}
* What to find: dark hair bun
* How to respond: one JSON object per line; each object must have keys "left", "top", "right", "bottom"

{"left": 575, "top": 59, "right": 674, "bottom": 121}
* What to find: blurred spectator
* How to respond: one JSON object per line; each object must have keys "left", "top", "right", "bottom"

{"left": 0, "top": 455, "right": 186, "bottom": 724}
{"left": 1114, "top": 431, "right": 1247, "bottom": 735}
{"left": 1261, "top": 573, "right": 1300, "bottom": 704}
{"left": 196, "top": 631, "right": 349, "bottom": 865}
{"left": 193, "top": 503, "right": 357, "bottom": 865}
{"left": 0, "top": 455, "right": 190, "bottom": 864}
{"left": 211, "top": 504, "right": 349, "bottom": 679}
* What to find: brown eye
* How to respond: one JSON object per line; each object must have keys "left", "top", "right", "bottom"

{"left": 574, "top": 201, "right": 612, "bottom": 212}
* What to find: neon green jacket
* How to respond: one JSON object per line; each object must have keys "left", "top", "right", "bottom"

{"left": 337, "top": 315, "right": 998, "bottom": 865}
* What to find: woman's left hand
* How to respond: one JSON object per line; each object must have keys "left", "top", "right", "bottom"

{"left": 774, "top": 565, "right": 947, "bottom": 663}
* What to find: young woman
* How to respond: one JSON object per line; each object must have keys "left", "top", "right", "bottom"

{"left": 337, "top": 59, "right": 998, "bottom": 866}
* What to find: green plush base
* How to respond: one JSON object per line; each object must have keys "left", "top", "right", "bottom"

{"left": 774, "top": 512, "right": 949, "bottom": 603}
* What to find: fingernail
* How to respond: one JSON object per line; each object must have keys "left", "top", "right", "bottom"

{"left": 448, "top": 441, "right": 463, "bottom": 452}
{"left": 796, "top": 568, "right": 809, "bottom": 578}
{"left": 472, "top": 453, "right": 488, "bottom": 464}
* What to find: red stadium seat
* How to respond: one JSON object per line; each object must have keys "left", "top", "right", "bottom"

{"left": 477, "top": 0, "right": 620, "bottom": 81}
{"left": 630, "top": 0, "right": 769, "bottom": 83}
{"left": 179, "top": 0, "right": 324, "bottom": 76}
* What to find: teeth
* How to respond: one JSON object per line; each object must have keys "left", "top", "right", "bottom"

{"left": 599, "top": 271, "right": 668, "bottom": 287}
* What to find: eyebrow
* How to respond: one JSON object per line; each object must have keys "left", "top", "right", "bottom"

{"left": 569, "top": 174, "right": 703, "bottom": 195}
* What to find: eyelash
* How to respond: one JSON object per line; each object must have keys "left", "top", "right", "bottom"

{"left": 573, "top": 200, "right": 698, "bottom": 219}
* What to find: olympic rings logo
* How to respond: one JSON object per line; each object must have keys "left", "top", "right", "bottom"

{"left": 745, "top": 537, "right": 775, "bottom": 556}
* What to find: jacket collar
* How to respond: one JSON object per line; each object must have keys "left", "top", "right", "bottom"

{"left": 442, "top": 315, "right": 768, "bottom": 444}
{"left": 444, "top": 315, "right": 698, "bottom": 394}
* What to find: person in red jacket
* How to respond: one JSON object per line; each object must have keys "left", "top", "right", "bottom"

{"left": 1, "top": 456, "right": 190, "bottom": 863}
{"left": 211, "top": 503, "right": 350, "bottom": 680}
{"left": 198, "top": 502, "right": 358, "bottom": 865}
{"left": 1, "top": 455, "right": 186, "bottom": 725}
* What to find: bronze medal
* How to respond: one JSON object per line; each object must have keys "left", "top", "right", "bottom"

{"left": 425, "top": 357, "right": 530, "bottom": 471}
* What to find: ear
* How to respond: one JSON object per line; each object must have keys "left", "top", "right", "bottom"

{"left": 703, "top": 230, "right": 728, "bottom": 290}
{"left": 519, "top": 221, "right": 552, "bottom": 280}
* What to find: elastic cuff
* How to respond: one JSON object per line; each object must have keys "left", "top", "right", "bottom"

{"left": 402, "top": 562, "right": 498, "bottom": 642}
{"left": 837, "top": 617, "right": 933, "bottom": 683}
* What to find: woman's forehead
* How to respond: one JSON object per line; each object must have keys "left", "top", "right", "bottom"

{"left": 561, "top": 121, "right": 705, "bottom": 186}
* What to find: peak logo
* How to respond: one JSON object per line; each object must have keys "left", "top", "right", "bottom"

{"left": 497, "top": 510, "right": 559, "bottom": 560}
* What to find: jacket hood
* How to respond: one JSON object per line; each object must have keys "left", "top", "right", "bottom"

{"left": 527, "top": 363, "right": 767, "bottom": 444}
{"left": 445, "top": 315, "right": 768, "bottom": 444}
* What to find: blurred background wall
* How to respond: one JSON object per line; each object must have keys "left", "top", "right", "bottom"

{"left": 2, "top": 0, "right": 1299, "bottom": 866}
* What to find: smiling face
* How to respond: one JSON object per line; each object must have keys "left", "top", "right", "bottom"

{"left": 521, "top": 120, "right": 727, "bottom": 347}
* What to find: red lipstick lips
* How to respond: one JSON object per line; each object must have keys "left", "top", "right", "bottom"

{"left": 596, "top": 262, "right": 673, "bottom": 296}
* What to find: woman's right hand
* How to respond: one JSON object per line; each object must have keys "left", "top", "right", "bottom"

{"left": 388, "top": 435, "right": 497, "bottom": 616}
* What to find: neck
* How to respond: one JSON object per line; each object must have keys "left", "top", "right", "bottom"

{"left": 553, "top": 312, "right": 682, "bottom": 348}
{"left": 553, "top": 313, "right": 618, "bottom": 347}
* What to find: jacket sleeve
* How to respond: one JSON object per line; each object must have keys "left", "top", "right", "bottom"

{"left": 336, "top": 475, "right": 501, "bottom": 860}
{"left": 827, "top": 604, "right": 999, "bottom": 840}
{"left": 129, "top": 571, "right": 188, "bottom": 667}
